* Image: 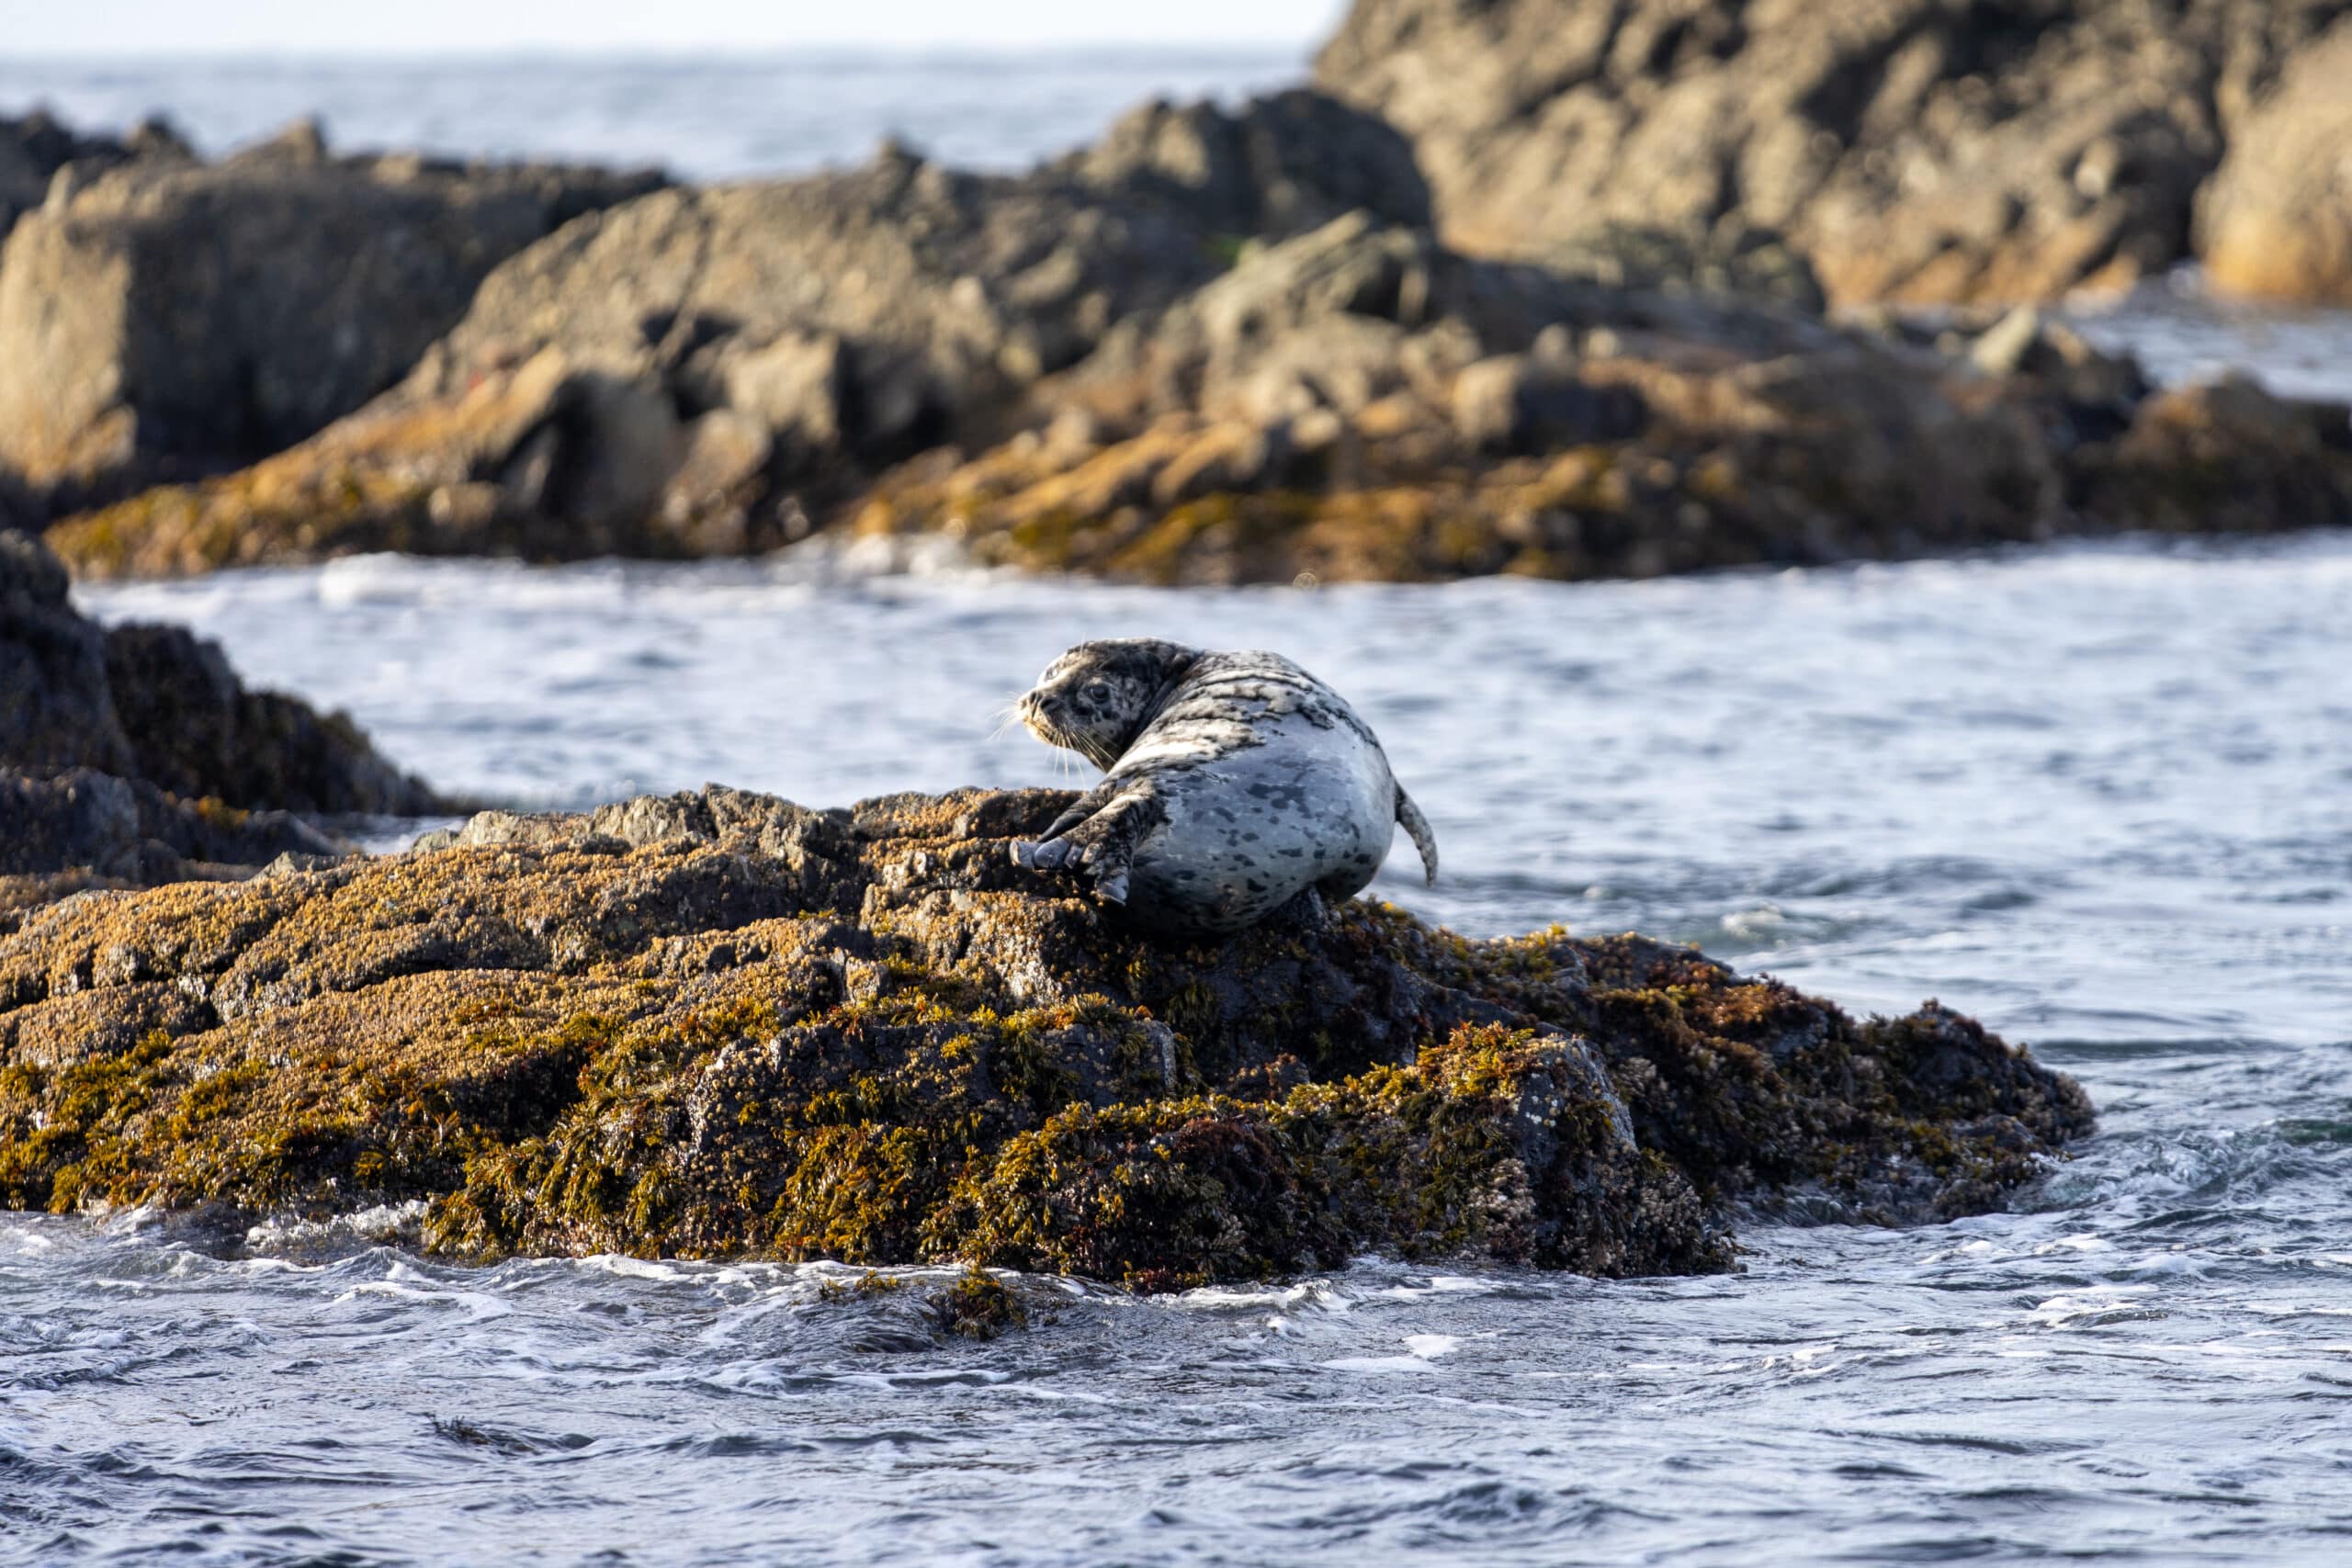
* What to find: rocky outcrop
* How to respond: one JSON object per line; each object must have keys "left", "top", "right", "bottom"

{"left": 2, "top": 531, "right": 441, "bottom": 816}
{"left": 37, "top": 56, "right": 2352, "bottom": 587}
{"left": 0, "top": 110, "right": 189, "bottom": 244}
{"left": 1069, "top": 87, "right": 1433, "bottom": 239}
{"left": 2199, "top": 17, "right": 2352, "bottom": 303}
{"left": 1, "top": 530, "right": 130, "bottom": 779}
{"left": 0, "top": 119, "right": 662, "bottom": 513}
{"left": 845, "top": 223, "right": 2352, "bottom": 584}
{"left": 1315, "top": 0, "right": 2352, "bottom": 307}
{"left": 52, "top": 207, "right": 2352, "bottom": 586}
{"left": 34, "top": 93, "right": 1432, "bottom": 573}
{"left": 0, "top": 530, "right": 444, "bottom": 921}
{"left": 48, "top": 204, "right": 2352, "bottom": 587}
{"left": 0, "top": 784, "right": 2091, "bottom": 1287}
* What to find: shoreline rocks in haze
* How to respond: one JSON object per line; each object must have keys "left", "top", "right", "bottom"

{"left": 1315, "top": 0, "right": 2352, "bottom": 309}
{"left": 10, "top": 8, "right": 2352, "bottom": 590}
{"left": 0, "top": 116, "right": 662, "bottom": 518}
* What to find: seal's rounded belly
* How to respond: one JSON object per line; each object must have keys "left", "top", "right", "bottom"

{"left": 1121, "top": 709, "right": 1398, "bottom": 933}
{"left": 1007, "top": 641, "right": 1438, "bottom": 939}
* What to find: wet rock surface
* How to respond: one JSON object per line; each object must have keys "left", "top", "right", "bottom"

{"left": 0, "top": 118, "right": 662, "bottom": 514}
{"left": 1316, "top": 0, "right": 2352, "bottom": 307}
{"left": 0, "top": 784, "right": 2092, "bottom": 1290}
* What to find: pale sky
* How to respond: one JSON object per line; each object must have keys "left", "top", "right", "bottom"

{"left": 3, "top": 0, "right": 1351, "bottom": 53}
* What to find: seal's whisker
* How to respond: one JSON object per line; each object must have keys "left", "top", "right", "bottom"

{"left": 990, "top": 691, "right": 1036, "bottom": 744}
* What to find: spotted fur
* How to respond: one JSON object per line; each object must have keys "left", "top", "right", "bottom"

{"left": 1012, "top": 638, "right": 1438, "bottom": 937}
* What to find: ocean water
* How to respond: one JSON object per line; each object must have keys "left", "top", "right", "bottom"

{"left": 8, "top": 51, "right": 2352, "bottom": 1568}
{"left": 0, "top": 50, "right": 1306, "bottom": 179}
{"left": 22, "top": 530, "right": 2352, "bottom": 1564}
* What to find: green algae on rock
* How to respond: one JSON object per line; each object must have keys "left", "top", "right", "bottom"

{"left": 0, "top": 785, "right": 2092, "bottom": 1291}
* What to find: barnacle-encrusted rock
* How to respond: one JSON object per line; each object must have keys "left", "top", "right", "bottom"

{"left": 0, "top": 784, "right": 2092, "bottom": 1291}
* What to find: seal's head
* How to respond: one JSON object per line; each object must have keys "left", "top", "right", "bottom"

{"left": 1017, "top": 637, "right": 1198, "bottom": 770}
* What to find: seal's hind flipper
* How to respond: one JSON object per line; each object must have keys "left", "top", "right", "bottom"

{"left": 1395, "top": 786, "right": 1438, "bottom": 886}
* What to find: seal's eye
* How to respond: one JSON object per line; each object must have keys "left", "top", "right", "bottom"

{"left": 1084, "top": 681, "right": 1113, "bottom": 704}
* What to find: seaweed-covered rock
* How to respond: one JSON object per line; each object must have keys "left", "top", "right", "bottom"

{"left": 1316, "top": 0, "right": 2352, "bottom": 306}
{"left": 0, "top": 784, "right": 2092, "bottom": 1290}
{"left": 2199, "top": 17, "right": 2352, "bottom": 303}
{"left": 849, "top": 221, "right": 2352, "bottom": 585}
{"left": 0, "top": 119, "right": 662, "bottom": 513}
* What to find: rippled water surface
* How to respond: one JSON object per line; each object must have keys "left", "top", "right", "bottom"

{"left": 25, "top": 532, "right": 2351, "bottom": 1564}
{"left": 9, "top": 51, "right": 2352, "bottom": 1567}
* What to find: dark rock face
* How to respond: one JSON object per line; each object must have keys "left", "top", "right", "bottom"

{"left": 0, "top": 109, "right": 171, "bottom": 243}
{"left": 0, "top": 769, "right": 343, "bottom": 936}
{"left": 1316, "top": 0, "right": 2352, "bottom": 306}
{"left": 0, "top": 784, "right": 2091, "bottom": 1289}
{"left": 0, "top": 122, "right": 662, "bottom": 513}
{"left": 102, "top": 624, "right": 446, "bottom": 818}
{"left": 0, "top": 530, "right": 131, "bottom": 780}
{"left": 0, "top": 530, "right": 444, "bottom": 897}
{"left": 2199, "top": 17, "right": 2352, "bottom": 303}
{"left": 1071, "top": 87, "right": 1434, "bottom": 239}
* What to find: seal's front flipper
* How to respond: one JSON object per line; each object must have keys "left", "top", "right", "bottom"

{"left": 1033, "top": 777, "right": 1125, "bottom": 846}
{"left": 1012, "top": 837, "right": 1083, "bottom": 872}
{"left": 1396, "top": 786, "right": 1439, "bottom": 886}
{"left": 1012, "top": 784, "right": 1164, "bottom": 910}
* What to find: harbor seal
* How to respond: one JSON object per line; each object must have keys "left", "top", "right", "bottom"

{"left": 1008, "top": 638, "right": 1438, "bottom": 937}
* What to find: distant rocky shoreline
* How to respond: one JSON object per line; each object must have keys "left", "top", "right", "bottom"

{"left": 2, "top": 0, "right": 2349, "bottom": 587}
